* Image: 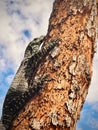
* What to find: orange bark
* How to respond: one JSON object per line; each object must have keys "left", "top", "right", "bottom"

{"left": 10, "top": 0, "right": 97, "bottom": 130}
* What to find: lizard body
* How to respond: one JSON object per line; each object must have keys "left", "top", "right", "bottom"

{"left": 1, "top": 36, "right": 60, "bottom": 130}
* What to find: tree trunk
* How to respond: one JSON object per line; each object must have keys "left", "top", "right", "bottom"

{"left": 10, "top": 0, "right": 97, "bottom": 130}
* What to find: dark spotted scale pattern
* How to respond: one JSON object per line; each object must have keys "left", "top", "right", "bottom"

{"left": 1, "top": 36, "right": 60, "bottom": 130}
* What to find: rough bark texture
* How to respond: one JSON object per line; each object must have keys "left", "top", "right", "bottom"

{"left": 10, "top": 0, "right": 97, "bottom": 130}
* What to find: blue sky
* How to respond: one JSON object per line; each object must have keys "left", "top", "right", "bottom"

{"left": 0, "top": 1, "right": 98, "bottom": 130}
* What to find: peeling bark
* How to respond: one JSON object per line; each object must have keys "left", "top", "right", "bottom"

{"left": 10, "top": 0, "right": 97, "bottom": 130}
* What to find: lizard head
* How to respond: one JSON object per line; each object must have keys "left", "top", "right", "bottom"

{"left": 24, "top": 35, "right": 45, "bottom": 58}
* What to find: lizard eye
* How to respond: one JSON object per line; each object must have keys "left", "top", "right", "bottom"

{"left": 33, "top": 38, "right": 38, "bottom": 41}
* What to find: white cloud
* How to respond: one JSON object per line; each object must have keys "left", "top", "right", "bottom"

{"left": 86, "top": 40, "right": 98, "bottom": 103}
{"left": 0, "top": 58, "right": 6, "bottom": 72}
{"left": 0, "top": 0, "right": 54, "bottom": 73}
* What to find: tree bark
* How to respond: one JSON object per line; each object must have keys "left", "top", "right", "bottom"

{"left": 10, "top": 0, "right": 97, "bottom": 130}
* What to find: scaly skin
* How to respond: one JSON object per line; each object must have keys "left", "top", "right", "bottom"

{"left": 1, "top": 36, "right": 60, "bottom": 130}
